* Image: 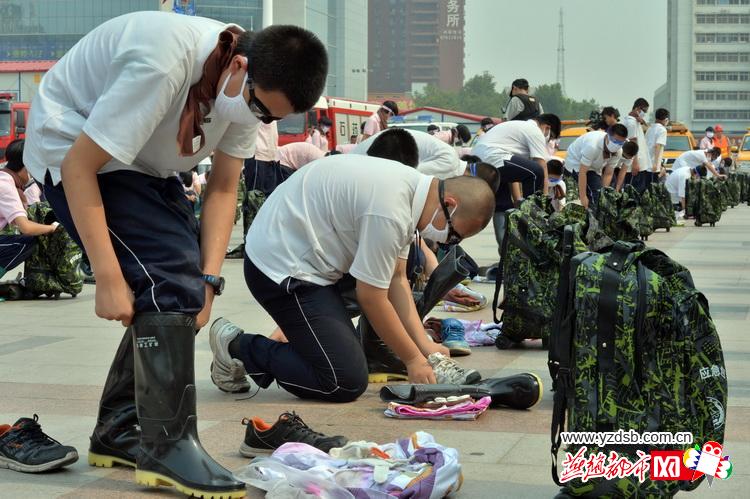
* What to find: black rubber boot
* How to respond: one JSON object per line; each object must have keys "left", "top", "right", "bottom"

{"left": 359, "top": 316, "right": 408, "bottom": 383}
{"left": 415, "top": 245, "right": 471, "bottom": 317}
{"left": 477, "top": 373, "right": 543, "bottom": 410}
{"left": 88, "top": 327, "right": 138, "bottom": 468}
{"left": 132, "top": 313, "right": 245, "bottom": 498}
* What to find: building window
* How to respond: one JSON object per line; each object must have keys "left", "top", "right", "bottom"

{"left": 694, "top": 52, "right": 750, "bottom": 62}
{"left": 695, "top": 90, "right": 750, "bottom": 100}
{"left": 696, "top": 71, "right": 750, "bottom": 81}
{"left": 696, "top": 14, "right": 750, "bottom": 23}
{"left": 696, "top": 0, "right": 750, "bottom": 5}
{"left": 694, "top": 109, "right": 750, "bottom": 120}
{"left": 696, "top": 32, "right": 750, "bottom": 43}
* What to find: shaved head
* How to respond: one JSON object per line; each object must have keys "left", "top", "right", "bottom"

{"left": 444, "top": 176, "right": 495, "bottom": 237}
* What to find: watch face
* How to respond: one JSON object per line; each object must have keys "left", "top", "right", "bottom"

{"left": 218, "top": 277, "right": 225, "bottom": 294}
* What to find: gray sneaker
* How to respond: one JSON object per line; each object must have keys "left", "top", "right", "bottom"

{"left": 427, "top": 352, "right": 481, "bottom": 385}
{"left": 209, "top": 318, "right": 252, "bottom": 393}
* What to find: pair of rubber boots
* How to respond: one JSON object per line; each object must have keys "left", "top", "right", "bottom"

{"left": 88, "top": 313, "right": 245, "bottom": 498}
{"left": 361, "top": 245, "right": 472, "bottom": 382}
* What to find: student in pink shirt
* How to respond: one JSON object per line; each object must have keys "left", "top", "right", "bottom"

{"left": 361, "top": 100, "right": 398, "bottom": 140}
{"left": 0, "top": 140, "right": 59, "bottom": 279}
{"left": 305, "top": 116, "right": 331, "bottom": 152}
{"left": 276, "top": 141, "right": 326, "bottom": 170}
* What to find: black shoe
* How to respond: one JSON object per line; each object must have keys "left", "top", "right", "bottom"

{"left": 89, "top": 328, "right": 138, "bottom": 469}
{"left": 133, "top": 313, "right": 245, "bottom": 498}
{"left": 225, "top": 243, "right": 245, "bottom": 259}
{"left": 239, "top": 412, "right": 348, "bottom": 457}
{"left": 478, "top": 373, "right": 543, "bottom": 410}
{"left": 359, "top": 316, "right": 408, "bottom": 383}
{"left": 0, "top": 415, "right": 78, "bottom": 473}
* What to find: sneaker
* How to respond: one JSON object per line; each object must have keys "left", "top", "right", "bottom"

{"left": 239, "top": 412, "right": 348, "bottom": 457}
{"left": 209, "top": 317, "right": 252, "bottom": 394}
{"left": 0, "top": 415, "right": 78, "bottom": 473}
{"left": 427, "top": 352, "right": 481, "bottom": 385}
{"left": 440, "top": 319, "right": 471, "bottom": 356}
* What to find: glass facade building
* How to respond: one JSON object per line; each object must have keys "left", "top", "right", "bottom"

{"left": 0, "top": 0, "right": 156, "bottom": 60}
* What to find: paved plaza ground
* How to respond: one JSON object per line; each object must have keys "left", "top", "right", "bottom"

{"left": 2, "top": 205, "right": 749, "bottom": 498}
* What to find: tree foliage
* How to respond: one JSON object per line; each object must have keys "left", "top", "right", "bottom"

{"left": 414, "top": 75, "right": 599, "bottom": 120}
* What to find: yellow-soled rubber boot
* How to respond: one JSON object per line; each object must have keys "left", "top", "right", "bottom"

{"left": 133, "top": 313, "right": 246, "bottom": 498}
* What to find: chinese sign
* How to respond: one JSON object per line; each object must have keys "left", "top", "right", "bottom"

{"left": 440, "top": 0, "right": 464, "bottom": 42}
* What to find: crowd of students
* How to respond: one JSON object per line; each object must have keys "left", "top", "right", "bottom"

{"left": 0, "top": 9, "right": 743, "bottom": 498}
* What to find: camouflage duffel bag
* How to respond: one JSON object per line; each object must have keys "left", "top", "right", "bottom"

{"left": 549, "top": 239, "right": 727, "bottom": 498}
{"left": 23, "top": 202, "right": 83, "bottom": 298}
{"left": 646, "top": 180, "right": 676, "bottom": 232}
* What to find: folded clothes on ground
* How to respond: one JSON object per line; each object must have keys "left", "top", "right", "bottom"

{"left": 236, "top": 431, "right": 463, "bottom": 499}
{"left": 385, "top": 396, "right": 491, "bottom": 420}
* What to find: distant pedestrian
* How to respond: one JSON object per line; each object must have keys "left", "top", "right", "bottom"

{"left": 503, "top": 78, "right": 543, "bottom": 121}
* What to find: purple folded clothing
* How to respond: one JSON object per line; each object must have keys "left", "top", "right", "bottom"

{"left": 384, "top": 396, "right": 492, "bottom": 420}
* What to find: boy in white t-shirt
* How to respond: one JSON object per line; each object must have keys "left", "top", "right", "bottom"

{"left": 23, "top": 12, "right": 328, "bottom": 496}
{"left": 645, "top": 108, "right": 670, "bottom": 172}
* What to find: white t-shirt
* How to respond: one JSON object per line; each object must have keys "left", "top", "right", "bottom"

{"left": 0, "top": 171, "right": 26, "bottom": 231}
{"left": 351, "top": 129, "right": 464, "bottom": 179}
{"left": 254, "top": 122, "right": 279, "bottom": 161}
{"left": 23, "top": 12, "right": 259, "bottom": 184}
{"left": 470, "top": 119, "right": 548, "bottom": 167}
{"left": 564, "top": 131, "right": 629, "bottom": 175}
{"left": 276, "top": 142, "right": 325, "bottom": 170}
{"left": 672, "top": 150, "right": 708, "bottom": 171}
{"left": 245, "top": 155, "right": 432, "bottom": 289}
{"left": 623, "top": 115, "right": 651, "bottom": 173}
{"left": 362, "top": 112, "right": 383, "bottom": 136}
{"left": 645, "top": 123, "right": 667, "bottom": 167}
{"left": 665, "top": 167, "right": 693, "bottom": 204}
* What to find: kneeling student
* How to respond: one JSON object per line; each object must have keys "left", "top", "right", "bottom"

{"left": 209, "top": 155, "right": 495, "bottom": 402}
{"left": 666, "top": 165, "right": 706, "bottom": 217}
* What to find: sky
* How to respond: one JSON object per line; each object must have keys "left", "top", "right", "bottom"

{"left": 465, "top": 0, "right": 668, "bottom": 115}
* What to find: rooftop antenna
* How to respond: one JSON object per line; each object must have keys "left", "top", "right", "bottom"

{"left": 557, "top": 7, "right": 566, "bottom": 95}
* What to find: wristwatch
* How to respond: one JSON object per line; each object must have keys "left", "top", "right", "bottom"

{"left": 202, "top": 274, "right": 225, "bottom": 296}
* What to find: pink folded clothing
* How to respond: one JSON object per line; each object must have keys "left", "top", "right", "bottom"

{"left": 384, "top": 396, "right": 491, "bottom": 421}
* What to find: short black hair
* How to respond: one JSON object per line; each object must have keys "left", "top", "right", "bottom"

{"left": 609, "top": 123, "right": 628, "bottom": 139}
{"left": 426, "top": 124, "right": 439, "bottom": 133}
{"left": 472, "top": 162, "right": 500, "bottom": 192}
{"left": 722, "top": 157, "right": 732, "bottom": 168}
{"left": 319, "top": 116, "right": 332, "bottom": 127}
{"left": 655, "top": 108, "right": 670, "bottom": 121}
{"left": 325, "top": 150, "right": 341, "bottom": 156}
{"left": 537, "top": 113, "right": 561, "bottom": 139}
{"left": 456, "top": 124, "right": 471, "bottom": 144}
{"left": 512, "top": 78, "right": 529, "bottom": 90}
{"left": 480, "top": 117, "right": 494, "bottom": 127}
{"left": 382, "top": 100, "right": 399, "bottom": 116}
{"left": 366, "top": 128, "right": 418, "bottom": 167}
{"left": 632, "top": 98, "right": 649, "bottom": 110}
{"left": 236, "top": 25, "right": 328, "bottom": 112}
{"left": 602, "top": 106, "right": 620, "bottom": 118}
{"left": 622, "top": 141, "right": 639, "bottom": 158}
{"left": 710, "top": 146, "right": 722, "bottom": 159}
{"left": 547, "top": 158, "right": 564, "bottom": 176}
{"left": 705, "top": 126, "right": 714, "bottom": 132}
{"left": 695, "top": 165, "right": 708, "bottom": 177}
{"left": 4, "top": 138, "right": 25, "bottom": 172}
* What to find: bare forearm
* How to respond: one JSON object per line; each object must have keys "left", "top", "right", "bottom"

{"left": 602, "top": 167, "right": 613, "bottom": 190}
{"left": 15, "top": 218, "right": 55, "bottom": 236}
{"left": 200, "top": 151, "right": 242, "bottom": 275}
{"left": 388, "top": 272, "right": 431, "bottom": 352}
{"left": 652, "top": 145, "right": 664, "bottom": 171}
{"left": 535, "top": 157, "right": 548, "bottom": 192}
{"left": 60, "top": 134, "right": 119, "bottom": 279}
{"left": 616, "top": 166, "right": 627, "bottom": 191}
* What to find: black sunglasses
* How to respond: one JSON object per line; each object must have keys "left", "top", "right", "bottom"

{"left": 438, "top": 180, "right": 463, "bottom": 246}
{"left": 246, "top": 76, "right": 283, "bottom": 124}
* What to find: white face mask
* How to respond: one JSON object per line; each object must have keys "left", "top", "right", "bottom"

{"left": 321, "top": 126, "right": 330, "bottom": 133}
{"left": 544, "top": 129, "right": 551, "bottom": 141}
{"left": 638, "top": 110, "right": 646, "bottom": 119}
{"left": 214, "top": 69, "right": 260, "bottom": 126}
{"left": 706, "top": 131, "right": 714, "bottom": 138}
{"left": 420, "top": 207, "right": 456, "bottom": 244}
{"left": 606, "top": 140, "right": 623, "bottom": 153}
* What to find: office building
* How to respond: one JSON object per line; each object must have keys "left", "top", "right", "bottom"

{"left": 368, "top": 0, "right": 465, "bottom": 97}
{"left": 655, "top": 0, "right": 750, "bottom": 132}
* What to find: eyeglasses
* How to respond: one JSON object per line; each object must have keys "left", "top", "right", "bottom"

{"left": 438, "top": 180, "right": 463, "bottom": 246}
{"left": 247, "top": 76, "right": 283, "bottom": 124}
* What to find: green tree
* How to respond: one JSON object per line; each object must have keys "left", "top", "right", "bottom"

{"left": 414, "top": 76, "right": 599, "bottom": 120}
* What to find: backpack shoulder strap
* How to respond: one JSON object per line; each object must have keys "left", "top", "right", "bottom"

{"left": 492, "top": 211, "right": 512, "bottom": 324}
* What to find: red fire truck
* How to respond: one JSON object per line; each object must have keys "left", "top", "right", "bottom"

{"left": 0, "top": 93, "right": 30, "bottom": 163}
{"left": 277, "top": 96, "right": 381, "bottom": 150}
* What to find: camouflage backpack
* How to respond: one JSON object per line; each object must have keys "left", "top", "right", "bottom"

{"left": 725, "top": 174, "right": 741, "bottom": 207}
{"left": 564, "top": 173, "right": 580, "bottom": 202}
{"left": 711, "top": 178, "right": 729, "bottom": 213}
{"left": 622, "top": 185, "right": 654, "bottom": 240}
{"left": 646, "top": 180, "right": 676, "bottom": 232}
{"left": 493, "top": 194, "right": 612, "bottom": 349}
{"left": 23, "top": 202, "right": 83, "bottom": 298}
{"left": 549, "top": 239, "right": 727, "bottom": 497}
{"left": 693, "top": 179, "right": 722, "bottom": 227}
{"left": 594, "top": 187, "right": 641, "bottom": 242}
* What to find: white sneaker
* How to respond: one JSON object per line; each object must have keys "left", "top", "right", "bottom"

{"left": 209, "top": 318, "right": 252, "bottom": 393}
{"left": 427, "top": 352, "right": 481, "bottom": 385}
